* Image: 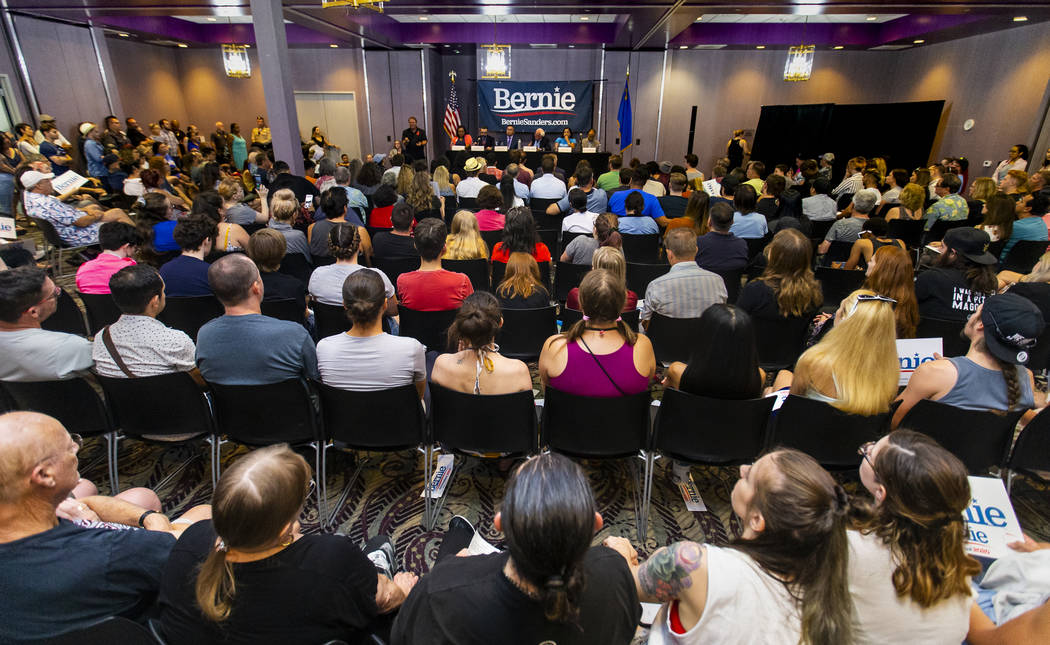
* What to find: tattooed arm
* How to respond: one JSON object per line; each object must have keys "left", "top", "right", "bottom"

{"left": 604, "top": 537, "right": 709, "bottom": 625}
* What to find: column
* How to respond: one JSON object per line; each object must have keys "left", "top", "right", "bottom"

{"left": 250, "top": 0, "right": 302, "bottom": 174}
{"left": 88, "top": 23, "right": 124, "bottom": 118}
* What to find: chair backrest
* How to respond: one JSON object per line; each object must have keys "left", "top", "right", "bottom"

{"left": 815, "top": 267, "right": 866, "bottom": 309}
{"left": 924, "top": 218, "right": 967, "bottom": 244}
{"left": 770, "top": 395, "right": 891, "bottom": 468}
{"left": 745, "top": 235, "right": 770, "bottom": 262}
{"left": 541, "top": 385, "right": 651, "bottom": 458}
{"left": 313, "top": 301, "right": 351, "bottom": 338}
{"left": 441, "top": 258, "right": 490, "bottom": 293}
{"left": 1001, "top": 240, "right": 1049, "bottom": 274}
{"left": 492, "top": 261, "right": 550, "bottom": 291}
{"left": 966, "top": 200, "right": 984, "bottom": 225}
{"left": 621, "top": 233, "right": 661, "bottom": 263}
{"left": 752, "top": 314, "right": 810, "bottom": 370}
{"left": 497, "top": 306, "right": 558, "bottom": 361}
{"left": 899, "top": 399, "right": 1025, "bottom": 473}
{"left": 559, "top": 231, "right": 589, "bottom": 257}
{"left": 836, "top": 193, "right": 854, "bottom": 211}
{"left": 480, "top": 229, "right": 503, "bottom": 253}
{"left": 207, "top": 378, "right": 319, "bottom": 445}
{"left": 915, "top": 317, "right": 970, "bottom": 357}
{"left": 47, "top": 616, "right": 157, "bottom": 645}
{"left": 374, "top": 257, "right": 421, "bottom": 288}
{"left": 98, "top": 371, "right": 214, "bottom": 439}
{"left": 157, "top": 295, "right": 224, "bottom": 341}
{"left": 316, "top": 382, "right": 425, "bottom": 450}
{"left": 625, "top": 261, "right": 671, "bottom": 298}
{"left": 823, "top": 240, "right": 854, "bottom": 264}
{"left": 0, "top": 377, "right": 111, "bottom": 436}
{"left": 647, "top": 312, "right": 704, "bottom": 365}
{"left": 442, "top": 194, "right": 458, "bottom": 225}
{"left": 536, "top": 229, "right": 558, "bottom": 260}
{"left": 457, "top": 196, "right": 478, "bottom": 211}
{"left": 553, "top": 261, "right": 590, "bottom": 302}
{"left": 533, "top": 210, "right": 562, "bottom": 231}
{"left": 654, "top": 388, "right": 775, "bottom": 465}
{"left": 30, "top": 216, "right": 71, "bottom": 249}
{"left": 261, "top": 298, "right": 305, "bottom": 324}
{"left": 41, "top": 289, "right": 88, "bottom": 336}
{"left": 277, "top": 253, "right": 314, "bottom": 284}
{"left": 808, "top": 219, "right": 834, "bottom": 241}
{"left": 398, "top": 306, "right": 458, "bottom": 353}
{"left": 78, "top": 292, "right": 124, "bottom": 336}
{"left": 886, "top": 218, "right": 925, "bottom": 249}
{"left": 430, "top": 382, "right": 538, "bottom": 456}
{"left": 1008, "top": 406, "right": 1050, "bottom": 476}
{"left": 529, "top": 197, "right": 559, "bottom": 213}
{"left": 711, "top": 268, "right": 743, "bottom": 304}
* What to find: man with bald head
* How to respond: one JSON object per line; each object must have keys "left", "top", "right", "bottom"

{"left": 211, "top": 121, "right": 231, "bottom": 164}
{"left": 195, "top": 253, "right": 319, "bottom": 385}
{"left": 0, "top": 412, "right": 182, "bottom": 641}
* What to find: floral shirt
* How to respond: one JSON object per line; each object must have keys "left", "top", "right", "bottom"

{"left": 24, "top": 191, "right": 100, "bottom": 246}
{"left": 925, "top": 193, "right": 968, "bottom": 231}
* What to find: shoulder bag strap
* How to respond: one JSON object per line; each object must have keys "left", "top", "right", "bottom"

{"left": 101, "top": 325, "right": 137, "bottom": 379}
{"left": 577, "top": 335, "right": 629, "bottom": 397}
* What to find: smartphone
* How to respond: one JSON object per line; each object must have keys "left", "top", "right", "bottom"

{"left": 305, "top": 194, "right": 314, "bottom": 209}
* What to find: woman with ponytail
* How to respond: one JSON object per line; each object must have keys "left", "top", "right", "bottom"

{"left": 539, "top": 269, "right": 654, "bottom": 398}
{"left": 847, "top": 430, "right": 980, "bottom": 643}
{"left": 560, "top": 212, "right": 622, "bottom": 264}
{"left": 158, "top": 444, "right": 417, "bottom": 644}
{"left": 605, "top": 449, "right": 853, "bottom": 645}
{"left": 391, "top": 453, "right": 641, "bottom": 644}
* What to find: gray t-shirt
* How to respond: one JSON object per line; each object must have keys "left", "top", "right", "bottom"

{"left": 563, "top": 236, "right": 599, "bottom": 265}
{"left": 316, "top": 333, "right": 425, "bottom": 391}
{"left": 308, "top": 264, "right": 394, "bottom": 306}
{"left": 224, "top": 203, "right": 259, "bottom": 226}
{"left": 0, "top": 328, "right": 93, "bottom": 382}
{"left": 269, "top": 221, "right": 312, "bottom": 260}
{"left": 196, "top": 314, "right": 319, "bottom": 385}
{"left": 824, "top": 217, "right": 865, "bottom": 243}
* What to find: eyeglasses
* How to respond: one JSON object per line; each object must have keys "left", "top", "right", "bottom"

{"left": 858, "top": 441, "right": 877, "bottom": 471}
{"left": 28, "top": 285, "right": 61, "bottom": 310}
{"left": 847, "top": 293, "right": 897, "bottom": 318}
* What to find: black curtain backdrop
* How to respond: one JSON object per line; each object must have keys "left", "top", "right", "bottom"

{"left": 750, "top": 100, "right": 944, "bottom": 181}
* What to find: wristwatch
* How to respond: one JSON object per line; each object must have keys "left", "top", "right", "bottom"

{"left": 138, "top": 509, "right": 159, "bottom": 527}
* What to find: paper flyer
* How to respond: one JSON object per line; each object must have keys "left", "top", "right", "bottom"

{"left": 896, "top": 337, "right": 943, "bottom": 386}
{"left": 0, "top": 216, "right": 16, "bottom": 240}
{"left": 678, "top": 474, "right": 707, "bottom": 512}
{"left": 51, "top": 170, "right": 88, "bottom": 195}
{"left": 421, "top": 453, "right": 454, "bottom": 499}
{"left": 963, "top": 476, "right": 1025, "bottom": 560}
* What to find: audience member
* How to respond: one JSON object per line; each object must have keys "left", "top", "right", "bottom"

{"left": 196, "top": 254, "right": 319, "bottom": 384}
{"left": 977, "top": 193, "right": 1015, "bottom": 242}
{"left": 560, "top": 213, "right": 621, "bottom": 265}
{"left": 665, "top": 189, "right": 709, "bottom": 238}
{"left": 218, "top": 178, "right": 265, "bottom": 226}
{"left": 881, "top": 169, "right": 909, "bottom": 204}
{"left": 884, "top": 183, "right": 926, "bottom": 222}
{"left": 74, "top": 221, "right": 142, "bottom": 294}
{"left": 456, "top": 157, "right": 487, "bottom": 199}
{"left": 641, "top": 164, "right": 667, "bottom": 197}
{"left": 540, "top": 270, "right": 654, "bottom": 397}
{"left": 728, "top": 184, "right": 768, "bottom": 239}
{"left": 333, "top": 165, "right": 369, "bottom": 216}
{"left": 310, "top": 223, "right": 396, "bottom": 312}
{"left": 492, "top": 206, "right": 552, "bottom": 264}
{"left": 818, "top": 189, "right": 878, "bottom": 254}
{"left": 607, "top": 171, "right": 666, "bottom": 232}
{"left": 158, "top": 216, "right": 215, "bottom": 297}
{"left": 843, "top": 218, "right": 906, "bottom": 270}
{"left": 657, "top": 173, "right": 690, "bottom": 220}
{"left": 443, "top": 210, "right": 488, "bottom": 260}
{"left": 925, "top": 173, "right": 968, "bottom": 231}
{"left": 894, "top": 293, "right": 1041, "bottom": 426}
{"left": 993, "top": 144, "right": 1028, "bottom": 184}
{"left": 308, "top": 187, "right": 372, "bottom": 262}
{"left": 916, "top": 227, "right": 997, "bottom": 323}
{"left": 531, "top": 157, "right": 568, "bottom": 202}
{"left": 1000, "top": 192, "right": 1050, "bottom": 260}
{"left": 696, "top": 201, "right": 748, "bottom": 272}
{"left": 663, "top": 304, "right": 764, "bottom": 398}
{"left": 397, "top": 219, "right": 472, "bottom": 311}
{"left": 474, "top": 185, "right": 506, "bottom": 231}
{"left": 834, "top": 156, "right": 866, "bottom": 196}
{"left": 738, "top": 227, "right": 822, "bottom": 321}
{"left": 547, "top": 166, "right": 607, "bottom": 216}
{"left": 862, "top": 245, "right": 919, "bottom": 339}
{"left": 756, "top": 173, "right": 784, "bottom": 220}
{"left": 193, "top": 190, "right": 249, "bottom": 252}
{"left": 247, "top": 229, "right": 307, "bottom": 316}
{"left": 268, "top": 160, "right": 319, "bottom": 205}
{"left": 605, "top": 449, "right": 851, "bottom": 645}
{"left": 317, "top": 270, "right": 425, "bottom": 397}
{"left": 431, "top": 291, "right": 532, "bottom": 394}
{"left": 565, "top": 247, "right": 637, "bottom": 313}
{"left": 267, "top": 190, "right": 311, "bottom": 261}
{"left": 373, "top": 203, "right": 419, "bottom": 261}
{"left": 560, "top": 188, "right": 599, "bottom": 234}
{"left": 596, "top": 155, "right": 622, "bottom": 191}
{"left": 21, "top": 170, "right": 131, "bottom": 246}
{"left": 392, "top": 453, "right": 641, "bottom": 644}
{"left": 0, "top": 266, "right": 93, "bottom": 381}
{"left": 497, "top": 252, "right": 550, "bottom": 309}
{"left": 640, "top": 228, "right": 726, "bottom": 325}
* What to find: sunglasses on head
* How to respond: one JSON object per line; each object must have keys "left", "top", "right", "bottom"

{"left": 847, "top": 293, "right": 897, "bottom": 317}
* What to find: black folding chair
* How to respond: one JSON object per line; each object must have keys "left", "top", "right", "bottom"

{"left": 29, "top": 216, "right": 96, "bottom": 277}
{"left": 967, "top": 200, "right": 984, "bottom": 226}
{"left": 559, "top": 231, "right": 590, "bottom": 257}
{"left": 375, "top": 257, "right": 421, "bottom": 289}
{"left": 537, "top": 229, "right": 559, "bottom": 259}
{"left": 621, "top": 234, "right": 661, "bottom": 263}
{"left": 822, "top": 240, "right": 854, "bottom": 265}
{"left": 442, "top": 194, "right": 459, "bottom": 225}
{"left": 529, "top": 197, "right": 559, "bottom": 215}
{"left": 498, "top": 306, "right": 558, "bottom": 361}
{"left": 48, "top": 616, "right": 157, "bottom": 645}
{"left": 98, "top": 371, "right": 217, "bottom": 491}
{"left": 887, "top": 218, "right": 925, "bottom": 249}
{"left": 428, "top": 382, "right": 539, "bottom": 528}
{"left": 78, "top": 291, "right": 123, "bottom": 336}
{"left": 442, "top": 258, "right": 490, "bottom": 293}
{"left": 626, "top": 262, "right": 671, "bottom": 298}
{"left": 1007, "top": 406, "right": 1050, "bottom": 490}
{"left": 207, "top": 378, "right": 326, "bottom": 524}
{"left": 541, "top": 385, "right": 653, "bottom": 540}
{"left": 769, "top": 395, "right": 892, "bottom": 469}
{"left": 553, "top": 261, "right": 590, "bottom": 302}
{"left": 815, "top": 267, "right": 866, "bottom": 309}
{"left": 315, "top": 382, "right": 427, "bottom": 530}
{"left": 480, "top": 229, "right": 503, "bottom": 254}
{"left": 646, "top": 313, "right": 703, "bottom": 365}
{"left": 41, "top": 288, "right": 88, "bottom": 336}
{"left": 399, "top": 306, "right": 458, "bottom": 353}
{"left": 836, "top": 193, "right": 855, "bottom": 211}
{"left": 158, "top": 295, "right": 224, "bottom": 341}
{"left": 711, "top": 268, "right": 744, "bottom": 304}
{"left": 0, "top": 377, "right": 118, "bottom": 491}
{"left": 1001, "top": 240, "right": 1049, "bottom": 274}
{"left": 916, "top": 317, "right": 969, "bottom": 357}
{"left": 457, "top": 196, "right": 478, "bottom": 211}
{"left": 313, "top": 301, "right": 351, "bottom": 338}
{"left": 752, "top": 315, "right": 810, "bottom": 371}
{"left": 924, "top": 218, "right": 967, "bottom": 245}
{"left": 898, "top": 399, "right": 1026, "bottom": 474}
{"left": 278, "top": 253, "right": 314, "bottom": 284}
{"left": 808, "top": 219, "right": 834, "bottom": 241}
{"left": 561, "top": 307, "right": 639, "bottom": 333}
{"left": 261, "top": 298, "right": 305, "bottom": 324}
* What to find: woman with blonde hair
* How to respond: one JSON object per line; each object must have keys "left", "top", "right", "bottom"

{"left": 1000, "top": 169, "right": 1028, "bottom": 198}
{"left": 158, "top": 444, "right": 416, "bottom": 643}
{"left": 395, "top": 164, "right": 415, "bottom": 197}
{"left": 217, "top": 177, "right": 266, "bottom": 226}
{"left": 968, "top": 177, "right": 998, "bottom": 203}
{"left": 884, "top": 183, "right": 926, "bottom": 221}
{"left": 444, "top": 210, "right": 488, "bottom": 260}
{"left": 863, "top": 245, "right": 919, "bottom": 339}
{"left": 775, "top": 289, "right": 899, "bottom": 415}
{"left": 738, "top": 228, "right": 823, "bottom": 321}
{"left": 566, "top": 246, "right": 638, "bottom": 312}
{"left": 666, "top": 190, "right": 710, "bottom": 238}
{"left": 497, "top": 251, "right": 550, "bottom": 309}
{"left": 405, "top": 170, "right": 442, "bottom": 220}
{"left": 432, "top": 164, "right": 456, "bottom": 197}
{"left": 1000, "top": 251, "right": 1050, "bottom": 290}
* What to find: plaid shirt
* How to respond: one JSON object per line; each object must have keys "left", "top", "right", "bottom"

{"left": 641, "top": 262, "right": 727, "bottom": 321}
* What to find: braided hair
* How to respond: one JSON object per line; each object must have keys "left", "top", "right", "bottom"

{"left": 328, "top": 222, "right": 362, "bottom": 260}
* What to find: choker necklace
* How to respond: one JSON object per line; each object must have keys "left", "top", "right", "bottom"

{"left": 584, "top": 325, "right": 618, "bottom": 337}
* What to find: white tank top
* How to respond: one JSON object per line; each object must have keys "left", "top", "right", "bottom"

{"left": 648, "top": 546, "right": 801, "bottom": 645}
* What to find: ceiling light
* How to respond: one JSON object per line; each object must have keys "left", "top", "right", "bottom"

{"left": 568, "top": 44, "right": 575, "bottom": 48}
{"left": 913, "top": 39, "right": 925, "bottom": 44}
{"left": 207, "top": 17, "right": 217, "bottom": 22}
{"left": 866, "top": 16, "right": 878, "bottom": 21}
{"left": 177, "top": 43, "right": 188, "bottom": 48}
{"left": 1014, "top": 16, "right": 1028, "bottom": 22}
{"left": 784, "top": 44, "right": 815, "bottom": 82}
{"left": 419, "top": 16, "right": 428, "bottom": 21}
{"left": 454, "top": 50, "right": 460, "bottom": 54}
{"left": 580, "top": 16, "right": 590, "bottom": 21}
{"left": 330, "top": 43, "right": 339, "bottom": 47}
{"left": 222, "top": 44, "right": 251, "bottom": 78}
{"left": 118, "top": 32, "right": 130, "bottom": 38}
{"left": 756, "top": 45, "right": 765, "bottom": 49}
{"left": 695, "top": 16, "right": 703, "bottom": 22}
{"left": 833, "top": 45, "right": 844, "bottom": 50}
{"left": 443, "top": 44, "right": 450, "bottom": 47}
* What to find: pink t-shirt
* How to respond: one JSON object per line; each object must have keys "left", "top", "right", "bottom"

{"left": 475, "top": 209, "right": 506, "bottom": 231}
{"left": 75, "top": 253, "right": 136, "bottom": 294}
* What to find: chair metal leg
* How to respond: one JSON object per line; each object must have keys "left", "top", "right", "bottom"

{"left": 106, "top": 432, "right": 120, "bottom": 494}
{"left": 636, "top": 452, "right": 654, "bottom": 543}
{"left": 422, "top": 444, "right": 435, "bottom": 530}
{"left": 327, "top": 451, "right": 366, "bottom": 533}
{"left": 313, "top": 441, "right": 328, "bottom": 533}
{"left": 208, "top": 435, "right": 224, "bottom": 491}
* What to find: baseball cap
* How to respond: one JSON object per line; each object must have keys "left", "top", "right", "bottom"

{"left": 38, "top": 114, "right": 55, "bottom": 122}
{"left": 981, "top": 293, "right": 1045, "bottom": 365}
{"left": 464, "top": 157, "right": 483, "bottom": 172}
{"left": 822, "top": 152, "right": 835, "bottom": 163}
{"left": 20, "top": 170, "right": 54, "bottom": 189}
{"left": 942, "top": 227, "right": 997, "bottom": 265}
{"left": 659, "top": 160, "right": 672, "bottom": 174}
{"left": 79, "top": 122, "right": 95, "bottom": 136}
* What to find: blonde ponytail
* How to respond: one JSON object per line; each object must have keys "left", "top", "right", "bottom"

{"left": 195, "top": 547, "right": 237, "bottom": 622}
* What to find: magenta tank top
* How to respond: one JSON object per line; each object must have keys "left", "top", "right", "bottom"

{"left": 548, "top": 340, "right": 650, "bottom": 398}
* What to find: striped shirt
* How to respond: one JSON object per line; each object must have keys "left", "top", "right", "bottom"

{"left": 833, "top": 172, "right": 864, "bottom": 197}
{"left": 640, "top": 261, "right": 727, "bottom": 321}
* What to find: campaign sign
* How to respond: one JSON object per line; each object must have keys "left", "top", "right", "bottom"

{"left": 964, "top": 476, "right": 1024, "bottom": 560}
{"left": 478, "top": 80, "right": 594, "bottom": 133}
{"left": 51, "top": 170, "right": 88, "bottom": 195}
{"left": 896, "top": 337, "right": 942, "bottom": 386}
{"left": 0, "top": 216, "right": 15, "bottom": 240}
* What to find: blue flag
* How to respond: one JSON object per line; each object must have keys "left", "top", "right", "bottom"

{"left": 617, "top": 75, "right": 632, "bottom": 153}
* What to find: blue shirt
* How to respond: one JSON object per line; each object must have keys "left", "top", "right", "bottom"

{"left": 158, "top": 255, "right": 212, "bottom": 297}
{"left": 555, "top": 137, "right": 577, "bottom": 148}
{"left": 340, "top": 185, "right": 369, "bottom": 211}
{"left": 84, "top": 139, "right": 107, "bottom": 178}
{"left": 619, "top": 216, "right": 660, "bottom": 235}
{"left": 1001, "top": 216, "right": 1049, "bottom": 260}
{"left": 529, "top": 174, "right": 567, "bottom": 200}
{"left": 196, "top": 314, "right": 320, "bottom": 385}
{"left": 555, "top": 187, "right": 608, "bottom": 215}
{"left": 608, "top": 189, "right": 665, "bottom": 220}
{"left": 153, "top": 220, "right": 179, "bottom": 252}
{"left": 730, "top": 211, "right": 769, "bottom": 239}
{"left": 38, "top": 141, "right": 69, "bottom": 175}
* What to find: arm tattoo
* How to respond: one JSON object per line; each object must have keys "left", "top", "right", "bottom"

{"left": 637, "top": 541, "right": 703, "bottom": 603}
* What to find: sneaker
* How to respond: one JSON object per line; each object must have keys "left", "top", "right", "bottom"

{"left": 449, "top": 514, "right": 475, "bottom": 535}
{"left": 364, "top": 535, "right": 396, "bottom": 579}
{"left": 672, "top": 461, "right": 691, "bottom": 484}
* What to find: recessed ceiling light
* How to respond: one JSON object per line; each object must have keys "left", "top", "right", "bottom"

{"left": 330, "top": 43, "right": 338, "bottom": 48}
{"left": 453, "top": 50, "right": 460, "bottom": 54}
{"left": 206, "top": 17, "right": 217, "bottom": 22}
{"left": 755, "top": 45, "right": 765, "bottom": 49}
{"left": 177, "top": 43, "right": 188, "bottom": 48}
{"left": 568, "top": 45, "right": 575, "bottom": 48}
{"left": 1014, "top": 16, "right": 1028, "bottom": 22}
{"left": 913, "top": 39, "right": 925, "bottom": 44}
{"left": 866, "top": 16, "right": 878, "bottom": 21}
{"left": 419, "top": 16, "right": 428, "bottom": 21}
{"left": 679, "top": 45, "right": 688, "bottom": 49}
{"left": 695, "top": 16, "right": 703, "bottom": 22}
{"left": 118, "top": 32, "right": 129, "bottom": 38}
{"left": 580, "top": 16, "right": 590, "bottom": 21}
{"left": 443, "top": 44, "right": 450, "bottom": 47}
{"left": 833, "top": 45, "right": 844, "bottom": 50}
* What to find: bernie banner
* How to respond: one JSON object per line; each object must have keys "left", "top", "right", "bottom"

{"left": 477, "top": 80, "right": 594, "bottom": 133}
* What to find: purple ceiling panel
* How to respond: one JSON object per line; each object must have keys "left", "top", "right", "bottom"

{"left": 388, "top": 22, "right": 618, "bottom": 45}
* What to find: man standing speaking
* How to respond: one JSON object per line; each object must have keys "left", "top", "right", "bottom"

{"left": 402, "top": 117, "right": 428, "bottom": 163}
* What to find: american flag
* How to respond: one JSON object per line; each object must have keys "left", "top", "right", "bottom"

{"left": 443, "top": 76, "right": 462, "bottom": 140}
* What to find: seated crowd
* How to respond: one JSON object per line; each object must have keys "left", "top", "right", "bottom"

{"left": 2, "top": 118, "right": 1050, "bottom": 643}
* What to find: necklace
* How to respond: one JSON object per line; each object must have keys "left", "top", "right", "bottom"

{"left": 584, "top": 325, "right": 618, "bottom": 337}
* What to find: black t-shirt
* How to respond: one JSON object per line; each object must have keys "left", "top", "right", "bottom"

{"left": 373, "top": 232, "right": 420, "bottom": 261}
{"left": 696, "top": 231, "right": 748, "bottom": 272}
{"left": 0, "top": 520, "right": 175, "bottom": 643}
{"left": 737, "top": 279, "right": 818, "bottom": 323}
{"left": 270, "top": 172, "right": 320, "bottom": 205}
{"left": 498, "top": 287, "right": 550, "bottom": 310}
{"left": 158, "top": 520, "right": 378, "bottom": 645}
{"left": 261, "top": 270, "right": 307, "bottom": 312}
{"left": 1008, "top": 281, "right": 1050, "bottom": 321}
{"left": 390, "top": 547, "right": 640, "bottom": 645}
{"left": 402, "top": 128, "right": 427, "bottom": 161}
{"left": 658, "top": 195, "right": 689, "bottom": 220}
{"left": 915, "top": 267, "right": 990, "bottom": 322}
{"left": 756, "top": 196, "right": 778, "bottom": 221}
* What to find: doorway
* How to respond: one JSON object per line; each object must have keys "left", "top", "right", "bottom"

{"left": 294, "top": 91, "right": 362, "bottom": 165}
